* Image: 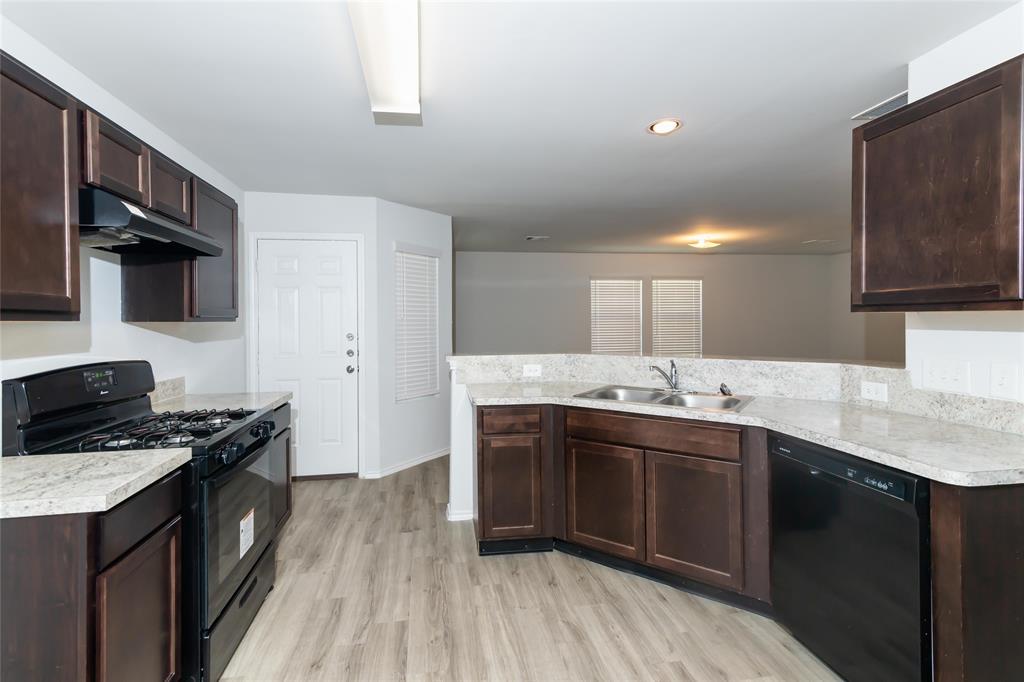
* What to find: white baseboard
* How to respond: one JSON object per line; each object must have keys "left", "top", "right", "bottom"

{"left": 361, "top": 447, "right": 449, "bottom": 479}
{"left": 446, "top": 503, "right": 474, "bottom": 522}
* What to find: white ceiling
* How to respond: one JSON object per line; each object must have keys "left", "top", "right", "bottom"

{"left": 2, "top": 1, "right": 1013, "bottom": 254}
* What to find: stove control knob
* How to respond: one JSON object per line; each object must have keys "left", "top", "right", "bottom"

{"left": 251, "top": 421, "right": 272, "bottom": 439}
{"left": 217, "top": 442, "right": 245, "bottom": 466}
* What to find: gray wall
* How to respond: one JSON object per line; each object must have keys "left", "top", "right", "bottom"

{"left": 455, "top": 252, "right": 904, "bottom": 363}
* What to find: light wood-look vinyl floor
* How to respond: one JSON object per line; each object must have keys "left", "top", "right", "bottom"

{"left": 222, "top": 456, "right": 838, "bottom": 682}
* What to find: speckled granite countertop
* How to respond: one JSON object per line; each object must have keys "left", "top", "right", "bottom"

{"left": 467, "top": 382, "right": 1024, "bottom": 487}
{"left": 0, "top": 392, "right": 292, "bottom": 519}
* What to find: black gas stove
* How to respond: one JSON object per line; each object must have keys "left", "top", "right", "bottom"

{"left": 1, "top": 360, "right": 282, "bottom": 682}
{"left": 55, "top": 408, "right": 254, "bottom": 453}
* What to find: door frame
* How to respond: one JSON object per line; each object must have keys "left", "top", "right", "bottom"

{"left": 245, "top": 231, "right": 366, "bottom": 477}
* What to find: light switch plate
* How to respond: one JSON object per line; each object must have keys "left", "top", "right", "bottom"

{"left": 860, "top": 380, "right": 888, "bottom": 402}
{"left": 990, "top": 363, "right": 1021, "bottom": 400}
{"left": 522, "top": 364, "right": 542, "bottom": 378}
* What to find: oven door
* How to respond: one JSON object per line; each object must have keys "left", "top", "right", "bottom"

{"left": 201, "top": 443, "right": 274, "bottom": 627}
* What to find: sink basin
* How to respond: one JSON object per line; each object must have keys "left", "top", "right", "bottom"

{"left": 573, "top": 385, "right": 752, "bottom": 412}
{"left": 655, "top": 392, "right": 752, "bottom": 412}
{"left": 574, "top": 386, "right": 672, "bottom": 403}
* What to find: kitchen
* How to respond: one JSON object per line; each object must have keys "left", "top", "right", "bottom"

{"left": 1, "top": 1, "right": 1023, "bottom": 681}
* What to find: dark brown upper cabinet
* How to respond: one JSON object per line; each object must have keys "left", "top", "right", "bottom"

{"left": 121, "top": 177, "right": 238, "bottom": 322}
{"left": 83, "top": 109, "right": 151, "bottom": 207}
{"left": 148, "top": 150, "right": 193, "bottom": 225}
{"left": 0, "top": 54, "right": 81, "bottom": 321}
{"left": 852, "top": 55, "right": 1024, "bottom": 311}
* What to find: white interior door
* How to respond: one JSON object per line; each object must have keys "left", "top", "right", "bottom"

{"left": 256, "top": 239, "right": 359, "bottom": 476}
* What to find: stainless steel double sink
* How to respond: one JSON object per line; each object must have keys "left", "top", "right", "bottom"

{"left": 573, "top": 385, "right": 753, "bottom": 412}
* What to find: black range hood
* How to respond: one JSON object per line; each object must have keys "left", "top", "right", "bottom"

{"left": 79, "top": 187, "right": 223, "bottom": 257}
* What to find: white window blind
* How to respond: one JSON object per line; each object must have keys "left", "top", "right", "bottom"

{"left": 590, "top": 279, "right": 643, "bottom": 355}
{"left": 395, "top": 250, "right": 439, "bottom": 401}
{"left": 652, "top": 279, "right": 703, "bottom": 357}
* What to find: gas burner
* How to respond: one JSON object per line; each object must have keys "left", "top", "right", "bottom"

{"left": 78, "top": 432, "right": 141, "bottom": 452}
{"left": 169, "top": 409, "right": 249, "bottom": 432}
{"left": 160, "top": 431, "right": 196, "bottom": 446}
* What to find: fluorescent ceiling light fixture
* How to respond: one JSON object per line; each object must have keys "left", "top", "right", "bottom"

{"left": 348, "top": 0, "right": 421, "bottom": 126}
{"left": 647, "top": 118, "right": 682, "bottom": 135}
{"left": 688, "top": 238, "right": 720, "bottom": 249}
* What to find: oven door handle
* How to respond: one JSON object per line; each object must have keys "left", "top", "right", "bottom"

{"left": 207, "top": 439, "right": 272, "bottom": 490}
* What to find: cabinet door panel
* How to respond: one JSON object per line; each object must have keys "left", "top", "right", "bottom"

{"left": 0, "top": 55, "right": 80, "bottom": 319}
{"left": 149, "top": 150, "right": 192, "bottom": 224}
{"left": 96, "top": 515, "right": 181, "bottom": 682}
{"left": 480, "top": 434, "right": 543, "bottom": 538}
{"left": 84, "top": 110, "right": 150, "bottom": 206}
{"left": 645, "top": 450, "right": 743, "bottom": 590}
{"left": 566, "top": 438, "right": 644, "bottom": 560}
{"left": 191, "top": 178, "right": 238, "bottom": 319}
{"left": 853, "top": 56, "right": 1023, "bottom": 309}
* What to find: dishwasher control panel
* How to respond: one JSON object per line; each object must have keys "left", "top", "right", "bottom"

{"left": 771, "top": 437, "right": 913, "bottom": 502}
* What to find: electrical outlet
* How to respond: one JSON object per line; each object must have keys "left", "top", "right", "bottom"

{"left": 860, "top": 380, "right": 888, "bottom": 402}
{"left": 522, "top": 364, "right": 542, "bottom": 378}
{"left": 990, "top": 363, "right": 1021, "bottom": 400}
{"left": 923, "top": 358, "right": 971, "bottom": 393}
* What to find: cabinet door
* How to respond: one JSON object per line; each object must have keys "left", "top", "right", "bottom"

{"left": 566, "top": 438, "right": 645, "bottom": 560}
{"left": 96, "top": 516, "right": 181, "bottom": 682}
{"left": 480, "top": 434, "right": 543, "bottom": 538}
{"left": 271, "top": 427, "right": 292, "bottom": 532}
{"left": 0, "top": 54, "right": 80, "bottom": 320}
{"left": 191, "top": 178, "right": 238, "bottom": 319}
{"left": 148, "top": 150, "right": 192, "bottom": 224}
{"left": 83, "top": 109, "right": 150, "bottom": 206}
{"left": 853, "top": 56, "right": 1023, "bottom": 310}
{"left": 645, "top": 450, "right": 743, "bottom": 590}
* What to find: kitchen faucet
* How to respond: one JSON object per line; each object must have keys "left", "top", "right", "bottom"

{"left": 650, "top": 360, "right": 681, "bottom": 391}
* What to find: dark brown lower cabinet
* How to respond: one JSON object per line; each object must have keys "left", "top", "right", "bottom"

{"left": 96, "top": 516, "right": 181, "bottom": 682}
{"left": 566, "top": 438, "right": 645, "bottom": 561}
{"left": 645, "top": 450, "right": 744, "bottom": 590}
{"left": 480, "top": 434, "right": 543, "bottom": 538}
{"left": 0, "top": 470, "right": 183, "bottom": 682}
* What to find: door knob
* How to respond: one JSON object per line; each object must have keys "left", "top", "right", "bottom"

{"left": 346, "top": 366, "right": 356, "bottom": 374}
{"left": 346, "top": 349, "right": 355, "bottom": 357}
{"left": 346, "top": 333, "right": 355, "bottom": 341}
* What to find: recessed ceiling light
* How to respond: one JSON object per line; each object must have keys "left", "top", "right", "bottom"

{"left": 688, "top": 238, "right": 720, "bottom": 249}
{"left": 647, "top": 118, "right": 682, "bottom": 136}
{"left": 525, "top": 235, "right": 550, "bottom": 241}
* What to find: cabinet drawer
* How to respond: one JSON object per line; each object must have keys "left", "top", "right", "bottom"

{"left": 566, "top": 408, "right": 741, "bottom": 461}
{"left": 97, "top": 469, "right": 182, "bottom": 571}
{"left": 482, "top": 407, "right": 541, "bottom": 434}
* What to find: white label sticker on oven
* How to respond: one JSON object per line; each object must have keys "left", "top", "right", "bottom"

{"left": 240, "top": 508, "right": 255, "bottom": 559}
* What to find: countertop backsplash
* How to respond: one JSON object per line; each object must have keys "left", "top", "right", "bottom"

{"left": 150, "top": 376, "right": 186, "bottom": 404}
{"left": 448, "top": 354, "right": 1024, "bottom": 436}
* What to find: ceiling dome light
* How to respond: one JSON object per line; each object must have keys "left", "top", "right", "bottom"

{"left": 647, "top": 118, "right": 682, "bottom": 135}
{"left": 688, "top": 238, "right": 720, "bottom": 249}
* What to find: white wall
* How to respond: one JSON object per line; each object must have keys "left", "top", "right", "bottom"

{"left": 243, "top": 192, "right": 452, "bottom": 477}
{"left": 904, "top": 2, "right": 1024, "bottom": 402}
{"left": 825, "top": 253, "right": 905, "bottom": 364}
{"left": 377, "top": 200, "right": 453, "bottom": 473}
{"left": 455, "top": 251, "right": 904, "bottom": 363}
{"left": 0, "top": 17, "right": 246, "bottom": 392}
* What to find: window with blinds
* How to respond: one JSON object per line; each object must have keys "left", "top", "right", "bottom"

{"left": 652, "top": 278, "right": 703, "bottom": 357}
{"left": 590, "top": 279, "right": 643, "bottom": 355}
{"left": 395, "top": 250, "right": 439, "bottom": 401}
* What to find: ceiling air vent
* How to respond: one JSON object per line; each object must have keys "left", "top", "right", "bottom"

{"left": 851, "top": 90, "right": 908, "bottom": 121}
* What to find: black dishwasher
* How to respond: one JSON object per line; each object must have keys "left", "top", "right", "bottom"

{"left": 770, "top": 435, "right": 931, "bottom": 682}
